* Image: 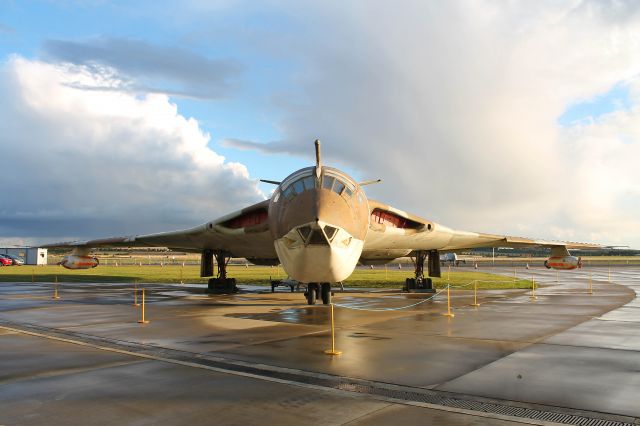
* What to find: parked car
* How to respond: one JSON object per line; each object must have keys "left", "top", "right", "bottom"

{"left": 0, "top": 254, "right": 24, "bottom": 265}
{"left": 0, "top": 255, "right": 12, "bottom": 266}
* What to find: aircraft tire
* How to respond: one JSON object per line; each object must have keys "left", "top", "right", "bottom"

{"left": 306, "top": 284, "right": 317, "bottom": 305}
{"left": 321, "top": 283, "right": 331, "bottom": 305}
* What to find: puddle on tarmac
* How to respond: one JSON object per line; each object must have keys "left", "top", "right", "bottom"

{"left": 348, "top": 331, "right": 391, "bottom": 340}
{"left": 225, "top": 307, "right": 330, "bottom": 325}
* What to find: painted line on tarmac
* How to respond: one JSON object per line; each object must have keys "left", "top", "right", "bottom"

{"left": 1, "top": 322, "right": 634, "bottom": 426}
{"left": 0, "top": 323, "right": 558, "bottom": 426}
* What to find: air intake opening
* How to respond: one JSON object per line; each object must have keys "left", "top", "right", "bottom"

{"left": 371, "top": 209, "right": 423, "bottom": 229}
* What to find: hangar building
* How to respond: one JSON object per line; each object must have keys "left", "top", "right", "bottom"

{"left": 0, "top": 248, "right": 48, "bottom": 265}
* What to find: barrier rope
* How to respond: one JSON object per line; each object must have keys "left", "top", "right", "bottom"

{"left": 333, "top": 278, "right": 533, "bottom": 312}
{"left": 333, "top": 286, "right": 447, "bottom": 312}
{"left": 449, "top": 279, "right": 533, "bottom": 289}
{"left": 448, "top": 281, "right": 475, "bottom": 289}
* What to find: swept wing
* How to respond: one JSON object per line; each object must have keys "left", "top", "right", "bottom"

{"left": 43, "top": 200, "right": 277, "bottom": 260}
{"left": 362, "top": 199, "right": 601, "bottom": 258}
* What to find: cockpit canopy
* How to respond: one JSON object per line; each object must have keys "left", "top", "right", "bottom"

{"left": 273, "top": 166, "right": 358, "bottom": 202}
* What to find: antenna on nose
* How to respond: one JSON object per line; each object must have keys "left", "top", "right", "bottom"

{"left": 314, "top": 139, "right": 321, "bottom": 168}
{"left": 314, "top": 139, "right": 322, "bottom": 179}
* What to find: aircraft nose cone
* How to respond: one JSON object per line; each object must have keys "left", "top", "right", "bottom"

{"left": 270, "top": 187, "right": 366, "bottom": 241}
{"left": 313, "top": 189, "right": 362, "bottom": 238}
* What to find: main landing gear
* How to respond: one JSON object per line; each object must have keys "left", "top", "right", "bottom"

{"left": 207, "top": 251, "right": 237, "bottom": 294}
{"left": 304, "top": 283, "right": 332, "bottom": 305}
{"left": 404, "top": 250, "right": 439, "bottom": 293}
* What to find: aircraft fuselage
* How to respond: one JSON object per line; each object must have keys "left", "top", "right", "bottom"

{"left": 268, "top": 165, "right": 369, "bottom": 283}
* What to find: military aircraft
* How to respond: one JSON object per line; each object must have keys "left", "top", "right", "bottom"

{"left": 46, "top": 140, "right": 600, "bottom": 305}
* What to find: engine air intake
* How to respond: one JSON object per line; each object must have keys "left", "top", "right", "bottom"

{"left": 371, "top": 209, "right": 423, "bottom": 229}
{"left": 223, "top": 208, "right": 268, "bottom": 229}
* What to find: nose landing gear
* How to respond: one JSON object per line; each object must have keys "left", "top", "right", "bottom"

{"left": 305, "top": 283, "right": 332, "bottom": 305}
{"left": 305, "top": 283, "right": 318, "bottom": 305}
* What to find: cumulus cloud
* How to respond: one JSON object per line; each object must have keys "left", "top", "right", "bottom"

{"left": 226, "top": 1, "right": 640, "bottom": 247}
{"left": 0, "top": 56, "right": 262, "bottom": 243}
{"left": 557, "top": 87, "right": 640, "bottom": 245}
{"left": 42, "top": 37, "right": 243, "bottom": 99}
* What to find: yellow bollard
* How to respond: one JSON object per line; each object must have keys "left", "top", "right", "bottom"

{"left": 133, "top": 282, "right": 141, "bottom": 307}
{"left": 52, "top": 276, "right": 60, "bottom": 300}
{"left": 471, "top": 281, "right": 480, "bottom": 307}
{"left": 589, "top": 272, "right": 593, "bottom": 295}
{"left": 530, "top": 277, "right": 537, "bottom": 300}
{"left": 138, "top": 288, "right": 149, "bottom": 324}
{"left": 443, "top": 285, "right": 455, "bottom": 317}
{"left": 324, "top": 304, "right": 342, "bottom": 356}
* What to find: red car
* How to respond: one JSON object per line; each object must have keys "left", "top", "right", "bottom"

{"left": 0, "top": 256, "right": 12, "bottom": 266}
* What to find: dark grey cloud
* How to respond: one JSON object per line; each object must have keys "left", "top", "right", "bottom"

{"left": 42, "top": 37, "right": 243, "bottom": 99}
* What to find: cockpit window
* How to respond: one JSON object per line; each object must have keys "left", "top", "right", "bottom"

{"left": 322, "top": 176, "right": 334, "bottom": 191}
{"left": 297, "top": 225, "right": 313, "bottom": 241}
{"left": 293, "top": 179, "right": 305, "bottom": 194}
{"left": 280, "top": 169, "right": 317, "bottom": 201}
{"left": 279, "top": 167, "right": 356, "bottom": 202}
{"left": 307, "top": 229, "right": 329, "bottom": 245}
{"left": 301, "top": 176, "right": 315, "bottom": 190}
{"left": 283, "top": 185, "right": 295, "bottom": 200}
{"left": 321, "top": 172, "right": 354, "bottom": 198}
{"left": 332, "top": 180, "right": 345, "bottom": 195}
{"left": 324, "top": 225, "right": 338, "bottom": 241}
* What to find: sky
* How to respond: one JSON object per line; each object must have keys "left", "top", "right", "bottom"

{"left": 0, "top": 0, "right": 639, "bottom": 248}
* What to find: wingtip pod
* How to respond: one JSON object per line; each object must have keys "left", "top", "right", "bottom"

{"left": 59, "top": 255, "right": 99, "bottom": 269}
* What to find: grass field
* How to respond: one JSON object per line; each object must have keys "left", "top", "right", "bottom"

{"left": 0, "top": 264, "right": 534, "bottom": 289}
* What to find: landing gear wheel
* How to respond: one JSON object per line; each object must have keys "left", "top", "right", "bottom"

{"left": 306, "top": 283, "right": 318, "bottom": 305}
{"left": 321, "top": 283, "right": 331, "bottom": 305}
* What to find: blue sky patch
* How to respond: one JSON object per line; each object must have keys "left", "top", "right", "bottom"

{"left": 558, "top": 83, "right": 633, "bottom": 126}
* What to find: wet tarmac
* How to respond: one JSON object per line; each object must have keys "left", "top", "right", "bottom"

{"left": 0, "top": 266, "right": 639, "bottom": 425}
